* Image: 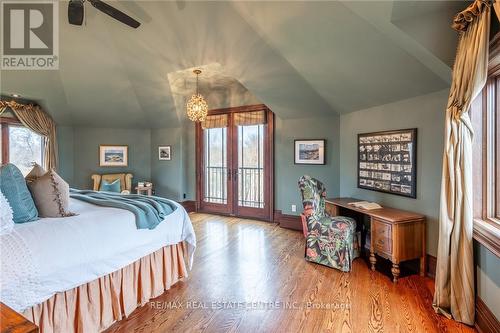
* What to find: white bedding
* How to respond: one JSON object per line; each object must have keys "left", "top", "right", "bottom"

{"left": 0, "top": 198, "right": 196, "bottom": 312}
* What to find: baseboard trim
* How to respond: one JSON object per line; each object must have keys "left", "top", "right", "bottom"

{"left": 179, "top": 200, "right": 196, "bottom": 213}
{"left": 475, "top": 297, "right": 500, "bottom": 333}
{"left": 274, "top": 210, "right": 302, "bottom": 231}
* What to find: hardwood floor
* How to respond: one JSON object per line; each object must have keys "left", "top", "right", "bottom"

{"left": 106, "top": 213, "right": 476, "bottom": 333}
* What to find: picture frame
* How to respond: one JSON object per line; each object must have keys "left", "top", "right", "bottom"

{"left": 357, "top": 128, "right": 417, "bottom": 198}
{"left": 99, "top": 145, "right": 128, "bottom": 167}
{"left": 158, "top": 145, "right": 172, "bottom": 161}
{"left": 294, "top": 139, "right": 326, "bottom": 165}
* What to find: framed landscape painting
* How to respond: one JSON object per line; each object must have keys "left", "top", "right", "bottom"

{"left": 294, "top": 139, "right": 325, "bottom": 165}
{"left": 357, "top": 128, "right": 417, "bottom": 198}
{"left": 99, "top": 145, "right": 128, "bottom": 167}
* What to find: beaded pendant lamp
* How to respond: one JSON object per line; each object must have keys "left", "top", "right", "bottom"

{"left": 186, "top": 69, "right": 208, "bottom": 122}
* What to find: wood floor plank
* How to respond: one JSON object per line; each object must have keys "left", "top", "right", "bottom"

{"left": 105, "top": 213, "right": 477, "bottom": 333}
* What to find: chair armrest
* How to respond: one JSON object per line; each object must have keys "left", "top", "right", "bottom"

{"left": 124, "top": 174, "right": 133, "bottom": 192}
{"left": 91, "top": 174, "right": 101, "bottom": 191}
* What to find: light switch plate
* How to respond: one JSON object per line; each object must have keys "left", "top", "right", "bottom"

{"left": 291, "top": 204, "right": 297, "bottom": 212}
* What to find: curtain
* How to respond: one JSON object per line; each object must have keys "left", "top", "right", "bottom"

{"left": 0, "top": 101, "right": 58, "bottom": 170}
{"left": 494, "top": 0, "right": 500, "bottom": 21}
{"left": 433, "top": 0, "right": 492, "bottom": 325}
{"left": 233, "top": 111, "right": 267, "bottom": 126}
{"left": 201, "top": 114, "right": 228, "bottom": 129}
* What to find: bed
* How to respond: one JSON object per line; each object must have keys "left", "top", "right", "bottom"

{"left": 0, "top": 197, "right": 196, "bottom": 333}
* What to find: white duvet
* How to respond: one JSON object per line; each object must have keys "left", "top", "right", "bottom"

{"left": 0, "top": 198, "right": 196, "bottom": 312}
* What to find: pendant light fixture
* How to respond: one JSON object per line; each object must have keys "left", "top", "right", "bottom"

{"left": 186, "top": 69, "right": 208, "bottom": 122}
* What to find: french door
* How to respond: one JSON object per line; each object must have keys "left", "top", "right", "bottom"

{"left": 196, "top": 106, "right": 274, "bottom": 221}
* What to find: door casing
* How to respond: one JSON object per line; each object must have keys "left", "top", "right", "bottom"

{"left": 195, "top": 104, "right": 274, "bottom": 221}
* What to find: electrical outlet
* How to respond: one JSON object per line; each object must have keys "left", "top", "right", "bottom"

{"left": 291, "top": 204, "right": 297, "bottom": 212}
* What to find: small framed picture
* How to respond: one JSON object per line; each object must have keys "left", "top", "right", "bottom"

{"left": 99, "top": 145, "right": 128, "bottom": 167}
{"left": 158, "top": 146, "right": 171, "bottom": 160}
{"left": 294, "top": 139, "right": 326, "bottom": 165}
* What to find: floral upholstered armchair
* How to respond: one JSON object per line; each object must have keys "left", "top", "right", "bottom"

{"left": 298, "top": 175, "right": 359, "bottom": 272}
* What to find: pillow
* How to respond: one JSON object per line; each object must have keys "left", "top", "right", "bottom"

{"left": 25, "top": 163, "right": 46, "bottom": 183}
{"left": 0, "top": 191, "right": 14, "bottom": 234}
{"left": 28, "top": 169, "right": 76, "bottom": 218}
{"left": 100, "top": 179, "right": 121, "bottom": 193}
{"left": 0, "top": 164, "right": 39, "bottom": 223}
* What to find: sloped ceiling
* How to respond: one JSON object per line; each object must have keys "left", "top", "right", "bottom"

{"left": 0, "top": 1, "right": 461, "bottom": 128}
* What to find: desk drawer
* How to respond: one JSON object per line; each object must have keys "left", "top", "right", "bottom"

{"left": 325, "top": 203, "right": 337, "bottom": 216}
{"left": 373, "top": 219, "right": 392, "bottom": 255}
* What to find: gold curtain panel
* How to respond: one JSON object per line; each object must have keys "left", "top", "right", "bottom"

{"left": 201, "top": 114, "right": 229, "bottom": 129}
{"left": 433, "top": 0, "right": 493, "bottom": 325}
{"left": 233, "top": 111, "right": 267, "bottom": 127}
{"left": 0, "top": 100, "right": 58, "bottom": 170}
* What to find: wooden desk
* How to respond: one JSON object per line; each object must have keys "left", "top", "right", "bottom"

{"left": 325, "top": 197, "right": 426, "bottom": 282}
{"left": 0, "top": 302, "right": 38, "bottom": 333}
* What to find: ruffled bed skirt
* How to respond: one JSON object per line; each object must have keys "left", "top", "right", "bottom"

{"left": 22, "top": 243, "right": 188, "bottom": 333}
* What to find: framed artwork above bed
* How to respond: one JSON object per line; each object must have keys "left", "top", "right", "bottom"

{"left": 99, "top": 145, "right": 128, "bottom": 167}
{"left": 357, "top": 128, "right": 417, "bottom": 198}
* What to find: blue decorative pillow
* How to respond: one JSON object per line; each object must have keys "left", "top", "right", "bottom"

{"left": 0, "top": 163, "right": 39, "bottom": 223}
{"left": 100, "top": 179, "right": 121, "bottom": 193}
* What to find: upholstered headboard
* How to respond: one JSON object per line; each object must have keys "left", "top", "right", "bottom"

{"left": 91, "top": 173, "right": 133, "bottom": 192}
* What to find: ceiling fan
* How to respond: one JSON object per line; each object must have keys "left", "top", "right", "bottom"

{"left": 68, "top": 0, "right": 141, "bottom": 29}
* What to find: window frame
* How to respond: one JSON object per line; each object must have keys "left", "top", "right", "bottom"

{"left": 0, "top": 117, "right": 44, "bottom": 168}
{"left": 471, "top": 32, "right": 500, "bottom": 258}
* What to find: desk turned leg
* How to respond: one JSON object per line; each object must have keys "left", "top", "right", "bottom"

{"left": 391, "top": 263, "right": 400, "bottom": 283}
{"left": 369, "top": 251, "right": 376, "bottom": 271}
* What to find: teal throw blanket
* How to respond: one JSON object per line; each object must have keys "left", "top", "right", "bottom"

{"left": 70, "top": 189, "right": 177, "bottom": 230}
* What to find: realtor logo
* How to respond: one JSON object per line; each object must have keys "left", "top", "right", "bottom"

{"left": 1, "top": 0, "right": 59, "bottom": 70}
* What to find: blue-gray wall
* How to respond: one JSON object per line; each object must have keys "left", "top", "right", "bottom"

{"left": 275, "top": 114, "right": 340, "bottom": 215}
{"left": 475, "top": 244, "right": 500, "bottom": 320}
{"left": 339, "top": 89, "right": 447, "bottom": 256}
{"left": 151, "top": 127, "right": 184, "bottom": 200}
{"left": 58, "top": 127, "right": 151, "bottom": 189}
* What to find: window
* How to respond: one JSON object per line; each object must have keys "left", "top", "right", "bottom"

{"left": 1, "top": 118, "right": 44, "bottom": 176}
{"left": 470, "top": 33, "right": 500, "bottom": 257}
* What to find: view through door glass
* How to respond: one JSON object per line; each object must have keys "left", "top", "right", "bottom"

{"left": 204, "top": 127, "right": 227, "bottom": 204}
{"left": 237, "top": 124, "right": 264, "bottom": 208}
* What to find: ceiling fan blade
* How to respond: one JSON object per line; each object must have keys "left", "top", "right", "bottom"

{"left": 88, "top": 0, "right": 141, "bottom": 28}
{"left": 68, "top": 0, "right": 84, "bottom": 26}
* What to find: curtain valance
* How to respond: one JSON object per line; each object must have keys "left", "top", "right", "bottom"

{"left": 233, "top": 111, "right": 267, "bottom": 127}
{"left": 201, "top": 114, "right": 228, "bottom": 129}
{"left": 0, "top": 101, "right": 58, "bottom": 170}
{"left": 452, "top": 0, "right": 490, "bottom": 31}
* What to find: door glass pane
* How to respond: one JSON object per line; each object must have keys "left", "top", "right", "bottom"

{"left": 238, "top": 124, "right": 264, "bottom": 208}
{"left": 204, "top": 127, "right": 227, "bottom": 204}
{"left": 9, "top": 126, "right": 43, "bottom": 176}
